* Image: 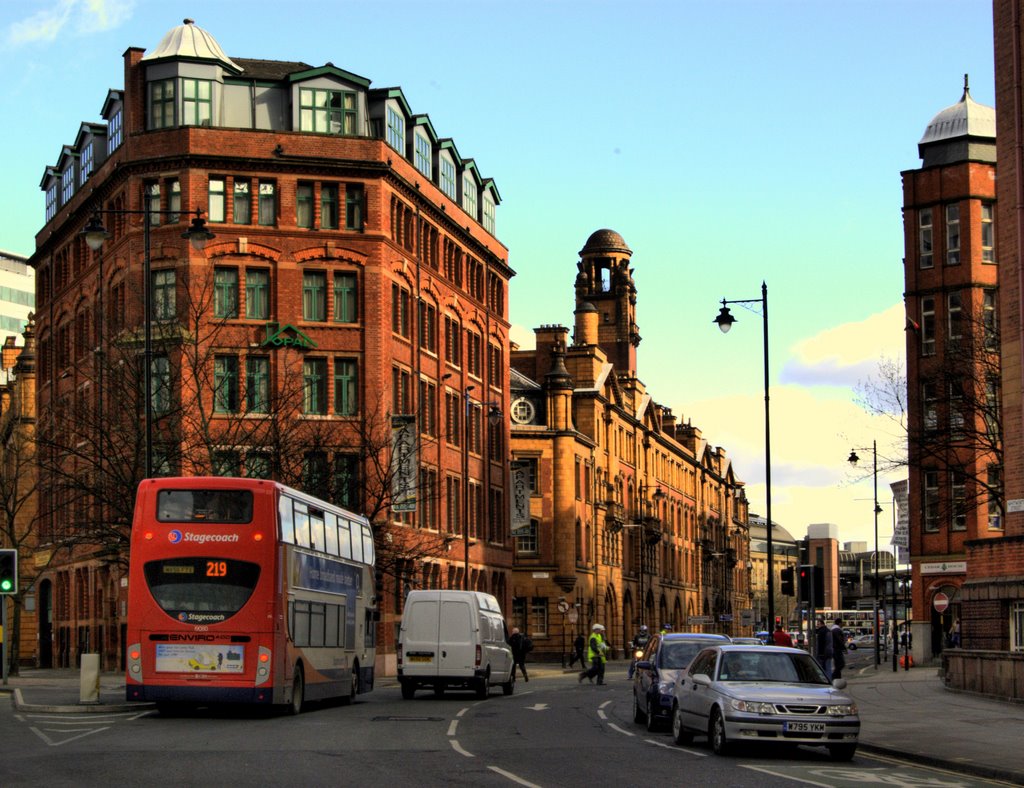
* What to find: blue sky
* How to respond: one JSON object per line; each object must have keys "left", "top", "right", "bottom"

{"left": 0, "top": 0, "right": 997, "bottom": 552}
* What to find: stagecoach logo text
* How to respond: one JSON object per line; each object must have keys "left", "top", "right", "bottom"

{"left": 168, "top": 530, "right": 240, "bottom": 545}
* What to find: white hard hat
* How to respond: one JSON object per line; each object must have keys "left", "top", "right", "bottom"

{"left": 592, "top": 623, "right": 605, "bottom": 632}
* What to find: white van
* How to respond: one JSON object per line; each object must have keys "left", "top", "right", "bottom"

{"left": 398, "top": 590, "right": 515, "bottom": 699}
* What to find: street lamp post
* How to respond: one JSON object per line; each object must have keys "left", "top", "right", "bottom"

{"left": 82, "top": 209, "right": 214, "bottom": 478}
{"left": 848, "top": 441, "right": 884, "bottom": 668}
{"left": 714, "top": 282, "right": 773, "bottom": 630}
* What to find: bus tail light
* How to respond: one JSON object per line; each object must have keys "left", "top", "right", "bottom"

{"left": 127, "top": 643, "right": 142, "bottom": 681}
{"left": 255, "top": 646, "right": 272, "bottom": 686}
{"left": 475, "top": 644, "right": 481, "bottom": 667}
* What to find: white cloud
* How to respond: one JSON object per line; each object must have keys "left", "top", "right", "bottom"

{"left": 7, "top": 0, "right": 133, "bottom": 45}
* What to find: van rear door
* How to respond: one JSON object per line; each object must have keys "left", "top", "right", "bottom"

{"left": 403, "top": 597, "right": 440, "bottom": 674}
{"left": 439, "top": 599, "right": 475, "bottom": 675}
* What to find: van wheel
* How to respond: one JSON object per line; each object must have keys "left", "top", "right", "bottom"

{"left": 400, "top": 680, "right": 415, "bottom": 700}
{"left": 475, "top": 676, "right": 488, "bottom": 699}
{"left": 290, "top": 666, "right": 304, "bottom": 715}
{"left": 502, "top": 670, "right": 515, "bottom": 696}
{"left": 433, "top": 684, "right": 445, "bottom": 698}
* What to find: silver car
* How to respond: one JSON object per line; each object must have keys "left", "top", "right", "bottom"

{"left": 670, "top": 644, "right": 860, "bottom": 760}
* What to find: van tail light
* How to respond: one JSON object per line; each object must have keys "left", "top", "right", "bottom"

{"left": 397, "top": 644, "right": 403, "bottom": 667}
{"left": 475, "top": 644, "right": 482, "bottom": 667}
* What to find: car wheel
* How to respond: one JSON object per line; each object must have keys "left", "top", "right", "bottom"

{"left": 290, "top": 666, "right": 304, "bottom": 716}
{"left": 709, "top": 707, "right": 731, "bottom": 756}
{"left": 828, "top": 744, "right": 857, "bottom": 761}
{"left": 849, "top": 643, "right": 857, "bottom": 650}
{"left": 633, "top": 691, "right": 647, "bottom": 724}
{"left": 400, "top": 680, "right": 415, "bottom": 700}
{"left": 671, "top": 704, "right": 694, "bottom": 745}
{"left": 645, "top": 697, "right": 659, "bottom": 732}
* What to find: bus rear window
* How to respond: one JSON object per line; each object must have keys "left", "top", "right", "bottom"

{"left": 144, "top": 558, "right": 260, "bottom": 624}
{"left": 157, "top": 490, "right": 253, "bottom": 523}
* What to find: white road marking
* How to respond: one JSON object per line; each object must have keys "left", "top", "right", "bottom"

{"left": 608, "top": 723, "right": 635, "bottom": 736}
{"left": 525, "top": 703, "right": 548, "bottom": 711}
{"left": 449, "top": 739, "right": 474, "bottom": 758}
{"left": 28, "top": 725, "right": 111, "bottom": 747}
{"left": 447, "top": 719, "right": 458, "bottom": 737}
{"left": 599, "top": 700, "right": 613, "bottom": 709}
{"left": 597, "top": 709, "right": 607, "bottom": 720}
{"left": 488, "top": 765, "right": 543, "bottom": 788}
{"left": 643, "top": 738, "right": 709, "bottom": 757}
{"left": 456, "top": 707, "right": 468, "bottom": 717}
{"left": 742, "top": 765, "right": 833, "bottom": 787}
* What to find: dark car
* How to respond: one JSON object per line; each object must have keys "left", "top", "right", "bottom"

{"left": 632, "top": 633, "right": 731, "bottom": 732}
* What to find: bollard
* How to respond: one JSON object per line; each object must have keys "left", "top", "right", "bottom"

{"left": 80, "top": 653, "right": 101, "bottom": 704}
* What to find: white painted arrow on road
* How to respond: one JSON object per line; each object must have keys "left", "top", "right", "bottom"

{"left": 526, "top": 703, "right": 548, "bottom": 711}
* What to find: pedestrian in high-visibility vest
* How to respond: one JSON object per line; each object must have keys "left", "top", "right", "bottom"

{"left": 579, "top": 624, "right": 609, "bottom": 685}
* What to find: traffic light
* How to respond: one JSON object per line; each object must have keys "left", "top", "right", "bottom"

{"left": 0, "top": 549, "right": 16, "bottom": 595}
{"left": 798, "top": 564, "right": 825, "bottom": 605}
{"left": 780, "top": 566, "right": 795, "bottom": 596}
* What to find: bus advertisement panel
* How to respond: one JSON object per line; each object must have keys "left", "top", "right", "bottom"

{"left": 125, "top": 477, "right": 376, "bottom": 714}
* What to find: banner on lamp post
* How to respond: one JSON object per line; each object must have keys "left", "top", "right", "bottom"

{"left": 891, "top": 479, "right": 909, "bottom": 550}
{"left": 510, "top": 460, "right": 532, "bottom": 536}
{"left": 390, "top": 415, "right": 417, "bottom": 513}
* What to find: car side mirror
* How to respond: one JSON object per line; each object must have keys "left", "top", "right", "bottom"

{"left": 832, "top": 678, "right": 847, "bottom": 690}
{"left": 692, "top": 673, "right": 712, "bottom": 687}
{"left": 635, "top": 660, "right": 652, "bottom": 671}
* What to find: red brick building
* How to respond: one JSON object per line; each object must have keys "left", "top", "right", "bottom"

{"left": 900, "top": 78, "right": 999, "bottom": 663}
{"left": 28, "top": 20, "right": 512, "bottom": 674}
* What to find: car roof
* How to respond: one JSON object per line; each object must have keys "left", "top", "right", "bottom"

{"left": 661, "top": 633, "right": 731, "bottom": 642}
{"left": 715, "top": 643, "right": 805, "bottom": 653}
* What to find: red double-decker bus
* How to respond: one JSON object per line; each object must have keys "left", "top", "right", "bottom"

{"left": 125, "top": 477, "right": 376, "bottom": 714}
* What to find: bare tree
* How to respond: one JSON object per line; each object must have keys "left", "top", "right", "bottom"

{"left": 859, "top": 305, "right": 1002, "bottom": 525}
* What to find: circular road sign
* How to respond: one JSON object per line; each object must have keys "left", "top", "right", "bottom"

{"left": 933, "top": 592, "right": 950, "bottom": 613}
{"left": 557, "top": 600, "right": 569, "bottom": 614}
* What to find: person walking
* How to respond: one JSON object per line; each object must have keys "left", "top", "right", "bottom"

{"left": 830, "top": 618, "right": 847, "bottom": 679}
{"left": 579, "top": 623, "right": 609, "bottom": 685}
{"left": 814, "top": 618, "right": 833, "bottom": 680}
{"left": 508, "top": 627, "right": 532, "bottom": 682}
{"left": 569, "top": 633, "right": 587, "bottom": 670}
{"left": 771, "top": 622, "right": 793, "bottom": 648}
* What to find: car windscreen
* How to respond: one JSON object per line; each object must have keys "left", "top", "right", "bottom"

{"left": 659, "top": 641, "right": 714, "bottom": 669}
{"left": 716, "top": 651, "right": 829, "bottom": 684}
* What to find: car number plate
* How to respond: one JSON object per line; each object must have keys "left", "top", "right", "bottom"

{"left": 408, "top": 655, "right": 432, "bottom": 663}
{"left": 784, "top": 721, "right": 825, "bottom": 733}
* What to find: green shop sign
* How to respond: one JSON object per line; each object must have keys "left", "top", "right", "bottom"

{"left": 261, "top": 322, "right": 316, "bottom": 350}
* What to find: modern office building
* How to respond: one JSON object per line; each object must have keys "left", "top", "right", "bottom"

{"left": 508, "top": 229, "right": 751, "bottom": 657}
{"left": 900, "top": 77, "right": 999, "bottom": 663}
{"left": 28, "top": 19, "right": 511, "bottom": 673}
{"left": 0, "top": 250, "right": 34, "bottom": 362}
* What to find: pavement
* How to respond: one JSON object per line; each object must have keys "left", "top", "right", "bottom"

{"left": 3, "top": 659, "right": 1023, "bottom": 785}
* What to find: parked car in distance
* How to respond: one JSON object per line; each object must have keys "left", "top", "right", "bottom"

{"left": 670, "top": 644, "right": 860, "bottom": 761}
{"left": 731, "top": 637, "right": 765, "bottom": 646}
{"left": 848, "top": 634, "right": 875, "bottom": 650}
{"left": 755, "top": 631, "right": 771, "bottom": 644}
{"left": 633, "top": 633, "right": 731, "bottom": 732}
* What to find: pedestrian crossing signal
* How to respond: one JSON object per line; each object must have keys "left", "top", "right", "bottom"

{"left": 0, "top": 549, "right": 17, "bottom": 594}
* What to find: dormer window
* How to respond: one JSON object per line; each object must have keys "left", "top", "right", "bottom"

{"left": 149, "top": 78, "right": 213, "bottom": 129}
{"left": 107, "top": 109, "right": 123, "bottom": 154}
{"left": 61, "top": 165, "right": 75, "bottom": 205}
{"left": 386, "top": 106, "right": 405, "bottom": 153}
{"left": 300, "top": 88, "right": 356, "bottom": 135}
{"left": 482, "top": 197, "right": 495, "bottom": 235}
{"left": 80, "top": 144, "right": 93, "bottom": 186}
{"left": 414, "top": 133, "right": 432, "bottom": 178}
{"left": 440, "top": 158, "right": 456, "bottom": 201}
{"left": 45, "top": 184, "right": 57, "bottom": 222}
{"left": 462, "top": 173, "right": 477, "bottom": 218}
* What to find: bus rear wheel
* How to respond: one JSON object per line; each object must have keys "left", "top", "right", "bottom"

{"left": 290, "top": 666, "right": 304, "bottom": 715}
{"left": 340, "top": 665, "right": 358, "bottom": 706}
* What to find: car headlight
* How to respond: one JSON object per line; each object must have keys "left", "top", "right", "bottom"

{"left": 826, "top": 703, "right": 858, "bottom": 716}
{"left": 657, "top": 681, "right": 675, "bottom": 694}
{"left": 730, "top": 699, "right": 776, "bottom": 714}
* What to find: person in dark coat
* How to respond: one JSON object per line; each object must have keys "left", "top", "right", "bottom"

{"left": 508, "top": 627, "right": 531, "bottom": 682}
{"left": 830, "top": 619, "right": 848, "bottom": 679}
{"left": 569, "top": 633, "right": 587, "bottom": 670}
{"left": 814, "top": 618, "right": 834, "bottom": 680}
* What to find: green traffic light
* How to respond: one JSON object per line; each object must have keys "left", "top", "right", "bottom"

{"left": 0, "top": 580, "right": 11, "bottom": 591}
